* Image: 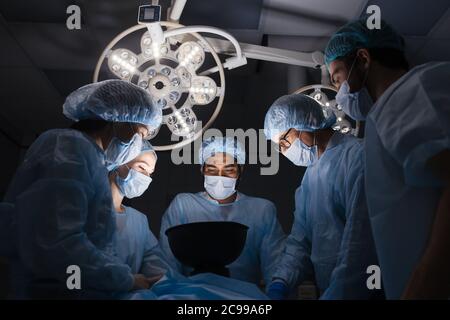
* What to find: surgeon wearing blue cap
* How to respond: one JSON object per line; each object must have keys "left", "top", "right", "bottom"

{"left": 109, "top": 140, "right": 171, "bottom": 291}
{"left": 325, "top": 18, "right": 450, "bottom": 299}
{"left": 264, "top": 94, "right": 380, "bottom": 300}
{"left": 2, "top": 80, "right": 162, "bottom": 298}
{"left": 159, "top": 136, "right": 286, "bottom": 287}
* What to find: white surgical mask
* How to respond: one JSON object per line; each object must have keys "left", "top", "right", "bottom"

{"left": 105, "top": 133, "right": 143, "bottom": 171}
{"left": 204, "top": 175, "right": 237, "bottom": 200}
{"left": 115, "top": 167, "right": 152, "bottom": 199}
{"left": 283, "top": 137, "right": 317, "bottom": 167}
{"left": 335, "top": 57, "right": 373, "bottom": 121}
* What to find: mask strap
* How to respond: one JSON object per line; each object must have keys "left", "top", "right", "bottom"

{"left": 113, "top": 168, "right": 121, "bottom": 180}
{"left": 346, "top": 56, "right": 358, "bottom": 82}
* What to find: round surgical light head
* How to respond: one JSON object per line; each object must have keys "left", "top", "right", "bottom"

{"left": 166, "top": 107, "right": 198, "bottom": 137}
{"left": 189, "top": 76, "right": 218, "bottom": 105}
{"left": 108, "top": 49, "right": 139, "bottom": 80}
{"left": 176, "top": 41, "right": 205, "bottom": 71}
{"left": 97, "top": 21, "right": 228, "bottom": 149}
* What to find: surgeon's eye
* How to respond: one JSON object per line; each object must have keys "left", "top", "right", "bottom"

{"left": 204, "top": 167, "right": 218, "bottom": 175}
{"left": 223, "top": 166, "right": 238, "bottom": 177}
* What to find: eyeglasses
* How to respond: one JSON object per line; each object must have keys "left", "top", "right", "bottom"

{"left": 277, "top": 128, "right": 293, "bottom": 153}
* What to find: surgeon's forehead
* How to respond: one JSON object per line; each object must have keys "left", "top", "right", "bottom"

{"left": 131, "top": 151, "right": 157, "bottom": 167}
{"left": 329, "top": 60, "right": 346, "bottom": 84}
{"left": 205, "top": 152, "right": 236, "bottom": 166}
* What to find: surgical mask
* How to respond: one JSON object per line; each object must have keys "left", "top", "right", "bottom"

{"left": 204, "top": 175, "right": 237, "bottom": 200}
{"left": 336, "top": 81, "right": 373, "bottom": 121}
{"left": 115, "top": 167, "right": 152, "bottom": 199}
{"left": 336, "top": 57, "right": 373, "bottom": 121}
{"left": 283, "top": 138, "right": 317, "bottom": 167}
{"left": 105, "top": 132, "right": 143, "bottom": 171}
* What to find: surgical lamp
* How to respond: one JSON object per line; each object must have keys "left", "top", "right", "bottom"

{"left": 94, "top": 1, "right": 358, "bottom": 151}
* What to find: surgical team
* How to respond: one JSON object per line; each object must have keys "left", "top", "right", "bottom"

{"left": 1, "top": 18, "right": 449, "bottom": 300}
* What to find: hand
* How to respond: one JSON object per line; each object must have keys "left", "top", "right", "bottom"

{"left": 146, "top": 274, "right": 164, "bottom": 288}
{"left": 266, "top": 281, "right": 289, "bottom": 300}
{"left": 132, "top": 274, "right": 164, "bottom": 291}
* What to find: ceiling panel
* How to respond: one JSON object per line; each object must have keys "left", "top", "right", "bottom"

{"left": 0, "top": 0, "right": 84, "bottom": 23}
{"left": 268, "top": 35, "right": 330, "bottom": 52}
{"left": 181, "top": 0, "right": 264, "bottom": 29}
{"left": 8, "top": 22, "right": 101, "bottom": 71}
{"left": 261, "top": 0, "right": 367, "bottom": 36}
{"left": 0, "top": 23, "right": 33, "bottom": 67}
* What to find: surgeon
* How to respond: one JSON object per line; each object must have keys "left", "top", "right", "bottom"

{"left": 325, "top": 18, "right": 450, "bottom": 299}
{"left": 2, "top": 79, "right": 162, "bottom": 299}
{"left": 264, "top": 94, "right": 380, "bottom": 300}
{"left": 109, "top": 140, "right": 169, "bottom": 282}
{"left": 159, "top": 137, "right": 285, "bottom": 287}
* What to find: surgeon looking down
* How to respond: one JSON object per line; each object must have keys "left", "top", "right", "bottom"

{"left": 109, "top": 140, "right": 170, "bottom": 292}
{"left": 2, "top": 79, "right": 162, "bottom": 299}
{"left": 264, "top": 94, "right": 380, "bottom": 300}
{"left": 325, "top": 18, "right": 450, "bottom": 299}
{"left": 159, "top": 137, "right": 286, "bottom": 287}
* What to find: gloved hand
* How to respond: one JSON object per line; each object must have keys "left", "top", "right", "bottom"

{"left": 266, "top": 280, "right": 289, "bottom": 300}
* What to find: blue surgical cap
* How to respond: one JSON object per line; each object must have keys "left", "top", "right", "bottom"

{"left": 63, "top": 79, "right": 163, "bottom": 130}
{"left": 325, "top": 18, "right": 405, "bottom": 67}
{"left": 108, "top": 139, "right": 157, "bottom": 172}
{"left": 141, "top": 139, "right": 157, "bottom": 160}
{"left": 264, "top": 94, "right": 336, "bottom": 141}
{"left": 199, "top": 136, "right": 246, "bottom": 165}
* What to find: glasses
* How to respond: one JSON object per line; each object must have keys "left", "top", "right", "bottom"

{"left": 276, "top": 130, "right": 311, "bottom": 153}
{"left": 276, "top": 128, "right": 294, "bottom": 153}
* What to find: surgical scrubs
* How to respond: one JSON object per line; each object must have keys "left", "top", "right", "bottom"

{"left": 365, "top": 62, "right": 450, "bottom": 299}
{"left": 159, "top": 192, "right": 285, "bottom": 286}
{"left": 3, "top": 129, "right": 133, "bottom": 298}
{"left": 272, "top": 132, "right": 380, "bottom": 299}
{"left": 114, "top": 205, "right": 168, "bottom": 278}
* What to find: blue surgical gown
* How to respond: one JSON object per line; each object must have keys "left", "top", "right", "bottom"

{"left": 272, "top": 132, "right": 380, "bottom": 299}
{"left": 114, "top": 206, "right": 169, "bottom": 278}
{"left": 365, "top": 62, "right": 450, "bottom": 299}
{"left": 3, "top": 129, "right": 133, "bottom": 298}
{"left": 159, "top": 192, "right": 285, "bottom": 286}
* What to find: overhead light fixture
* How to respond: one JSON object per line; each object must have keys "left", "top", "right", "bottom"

{"left": 293, "top": 84, "right": 361, "bottom": 137}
